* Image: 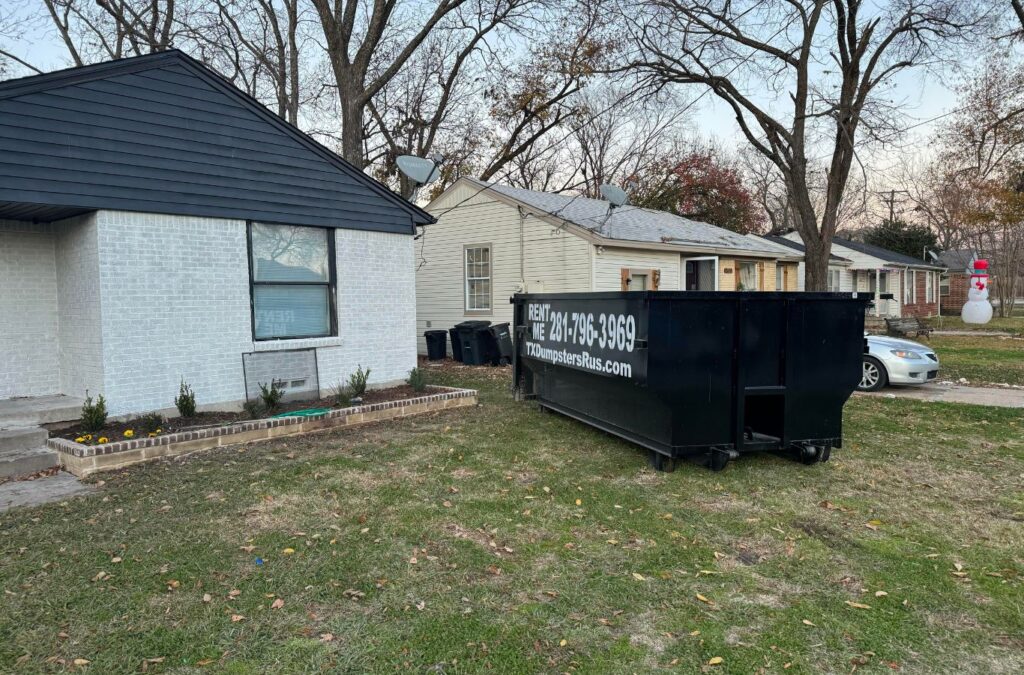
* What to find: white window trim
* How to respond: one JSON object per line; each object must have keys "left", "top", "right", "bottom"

{"left": 464, "top": 244, "right": 492, "bottom": 315}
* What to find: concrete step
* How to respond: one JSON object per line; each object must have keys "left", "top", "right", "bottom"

{"left": 0, "top": 427, "right": 49, "bottom": 454}
{"left": 0, "top": 447, "right": 59, "bottom": 480}
{"left": 0, "top": 395, "right": 84, "bottom": 427}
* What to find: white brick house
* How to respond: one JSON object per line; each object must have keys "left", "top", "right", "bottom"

{"left": 0, "top": 51, "right": 430, "bottom": 418}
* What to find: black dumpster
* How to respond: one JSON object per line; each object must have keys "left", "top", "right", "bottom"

{"left": 452, "top": 320, "right": 491, "bottom": 365}
{"left": 512, "top": 291, "right": 871, "bottom": 471}
{"left": 425, "top": 330, "right": 448, "bottom": 360}
{"left": 487, "top": 323, "right": 514, "bottom": 365}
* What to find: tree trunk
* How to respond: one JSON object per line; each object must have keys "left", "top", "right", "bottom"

{"left": 803, "top": 233, "right": 830, "bottom": 292}
{"left": 339, "top": 88, "right": 365, "bottom": 168}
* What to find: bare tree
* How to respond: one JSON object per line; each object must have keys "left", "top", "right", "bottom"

{"left": 39, "top": 0, "right": 187, "bottom": 65}
{"left": 624, "top": 1, "right": 996, "bottom": 289}
{"left": 309, "top": 0, "right": 477, "bottom": 167}
{"left": 367, "top": 0, "right": 538, "bottom": 196}
{"left": 477, "top": 6, "right": 610, "bottom": 182}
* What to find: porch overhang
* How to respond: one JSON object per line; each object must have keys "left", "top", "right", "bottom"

{"left": 0, "top": 201, "right": 94, "bottom": 223}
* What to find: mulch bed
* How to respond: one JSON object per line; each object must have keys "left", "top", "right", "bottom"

{"left": 48, "top": 384, "right": 431, "bottom": 442}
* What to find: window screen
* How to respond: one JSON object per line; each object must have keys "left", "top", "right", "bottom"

{"left": 465, "top": 246, "right": 492, "bottom": 311}
{"left": 250, "top": 223, "right": 334, "bottom": 339}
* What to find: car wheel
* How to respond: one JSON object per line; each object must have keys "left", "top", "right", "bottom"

{"left": 858, "top": 356, "right": 888, "bottom": 392}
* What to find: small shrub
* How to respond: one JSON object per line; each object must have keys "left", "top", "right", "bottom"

{"left": 136, "top": 412, "right": 164, "bottom": 434}
{"left": 242, "top": 400, "right": 265, "bottom": 419}
{"left": 175, "top": 380, "right": 197, "bottom": 418}
{"left": 348, "top": 365, "right": 371, "bottom": 398}
{"left": 331, "top": 382, "right": 352, "bottom": 408}
{"left": 407, "top": 367, "right": 427, "bottom": 392}
{"left": 258, "top": 380, "right": 284, "bottom": 411}
{"left": 80, "top": 392, "right": 108, "bottom": 432}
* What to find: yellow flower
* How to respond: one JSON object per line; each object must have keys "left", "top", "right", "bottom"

{"left": 124, "top": 429, "right": 134, "bottom": 438}
{"left": 84, "top": 434, "right": 93, "bottom": 441}
{"left": 155, "top": 428, "right": 162, "bottom": 434}
{"left": 97, "top": 437, "right": 109, "bottom": 444}
{"left": 148, "top": 432, "right": 157, "bottom": 437}
{"left": 75, "top": 436, "right": 85, "bottom": 443}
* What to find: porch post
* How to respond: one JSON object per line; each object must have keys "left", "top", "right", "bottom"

{"left": 875, "top": 269, "right": 881, "bottom": 317}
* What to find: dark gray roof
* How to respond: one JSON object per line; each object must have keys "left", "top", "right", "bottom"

{"left": 471, "top": 179, "right": 792, "bottom": 256}
{"left": 935, "top": 249, "right": 978, "bottom": 272}
{"left": 0, "top": 50, "right": 432, "bottom": 231}
{"left": 832, "top": 237, "right": 945, "bottom": 270}
{"left": 760, "top": 234, "right": 852, "bottom": 263}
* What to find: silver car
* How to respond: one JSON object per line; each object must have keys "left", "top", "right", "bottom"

{"left": 858, "top": 334, "right": 940, "bottom": 391}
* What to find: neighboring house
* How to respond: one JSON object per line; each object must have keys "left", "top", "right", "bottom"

{"left": 0, "top": 51, "right": 432, "bottom": 417}
{"left": 936, "top": 249, "right": 979, "bottom": 315}
{"left": 758, "top": 235, "right": 855, "bottom": 292}
{"left": 415, "top": 177, "right": 802, "bottom": 350}
{"left": 782, "top": 233, "right": 945, "bottom": 318}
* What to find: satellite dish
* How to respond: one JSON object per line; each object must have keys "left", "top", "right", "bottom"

{"left": 397, "top": 155, "right": 441, "bottom": 186}
{"left": 599, "top": 183, "right": 629, "bottom": 207}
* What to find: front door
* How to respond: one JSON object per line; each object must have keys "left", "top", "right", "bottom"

{"left": 684, "top": 258, "right": 717, "bottom": 290}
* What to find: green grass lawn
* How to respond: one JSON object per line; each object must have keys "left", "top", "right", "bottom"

{"left": 930, "top": 313, "right": 1024, "bottom": 335}
{"left": 2, "top": 368, "right": 1022, "bottom": 673}
{"left": 927, "top": 334, "right": 1024, "bottom": 387}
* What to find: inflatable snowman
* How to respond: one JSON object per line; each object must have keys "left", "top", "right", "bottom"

{"left": 961, "top": 259, "right": 993, "bottom": 325}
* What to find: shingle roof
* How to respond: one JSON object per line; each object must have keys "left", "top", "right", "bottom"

{"left": 936, "top": 249, "right": 978, "bottom": 272}
{"left": 832, "top": 237, "right": 945, "bottom": 270}
{"left": 759, "top": 235, "right": 852, "bottom": 263}
{"left": 470, "top": 179, "right": 791, "bottom": 257}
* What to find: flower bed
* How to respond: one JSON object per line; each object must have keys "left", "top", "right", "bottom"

{"left": 50, "top": 386, "right": 478, "bottom": 477}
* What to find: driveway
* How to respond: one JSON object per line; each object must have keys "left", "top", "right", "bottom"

{"left": 860, "top": 381, "right": 1024, "bottom": 408}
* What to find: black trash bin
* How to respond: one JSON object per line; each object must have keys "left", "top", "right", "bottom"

{"left": 452, "top": 320, "right": 491, "bottom": 365}
{"left": 424, "top": 330, "right": 448, "bottom": 360}
{"left": 487, "top": 323, "right": 514, "bottom": 365}
{"left": 512, "top": 291, "right": 871, "bottom": 471}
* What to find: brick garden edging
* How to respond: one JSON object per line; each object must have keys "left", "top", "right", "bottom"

{"left": 49, "top": 386, "right": 478, "bottom": 477}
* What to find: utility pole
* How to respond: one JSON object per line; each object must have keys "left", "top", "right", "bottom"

{"left": 876, "top": 189, "right": 911, "bottom": 223}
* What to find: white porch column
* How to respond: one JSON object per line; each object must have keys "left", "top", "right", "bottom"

{"left": 875, "top": 269, "right": 881, "bottom": 317}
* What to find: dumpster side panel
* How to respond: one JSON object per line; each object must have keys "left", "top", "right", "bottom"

{"left": 783, "top": 298, "right": 865, "bottom": 443}
{"left": 646, "top": 299, "right": 737, "bottom": 449}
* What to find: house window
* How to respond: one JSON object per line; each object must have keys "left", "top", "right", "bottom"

{"left": 249, "top": 222, "right": 335, "bottom": 340}
{"left": 464, "top": 245, "right": 492, "bottom": 312}
{"left": 775, "top": 265, "right": 783, "bottom": 291}
{"left": 904, "top": 270, "right": 916, "bottom": 305}
{"left": 940, "top": 274, "right": 950, "bottom": 296}
{"left": 828, "top": 268, "right": 841, "bottom": 292}
{"left": 925, "top": 271, "right": 934, "bottom": 303}
{"left": 869, "top": 271, "right": 888, "bottom": 294}
{"left": 737, "top": 261, "right": 758, "bottom": 290}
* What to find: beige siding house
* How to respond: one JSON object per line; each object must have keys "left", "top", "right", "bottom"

{"left": 416, "top": 178, "right": 801, "bottom": 352}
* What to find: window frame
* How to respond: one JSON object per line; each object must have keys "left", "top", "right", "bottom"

{"left": 940, "top": 273, "right": 950, "bottom": 297}
{"left": 463, "top": 243, "right": 493, "bottom": 315}
{"left": 904, "top": 270, "right": 916, "bottom": 305}
{"left": 827, "top": 267, "right": 842, "bottom": 292}
{"left": 247, "top": 221, "right": 337, "bottom": 341}
{"left": 737, "top": 260, "right": 759, "bottom": 291}
{"left": 925, "top": 271, "right": 934, "bottom": 303}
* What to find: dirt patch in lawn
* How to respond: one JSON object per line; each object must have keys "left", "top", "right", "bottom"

{"left": 48, "top": 384, "right": 433, "bottom": 443}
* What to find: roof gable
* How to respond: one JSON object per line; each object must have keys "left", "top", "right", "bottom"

{"left": 0, "top": 51, "right": 431, "bottom": 231}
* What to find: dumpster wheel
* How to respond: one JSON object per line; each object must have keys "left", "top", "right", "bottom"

{"left": 648, "top": 451, "right": 677, "bottom": 473}
{"left": 795, "top": 443, "right": 831, "bottom": 465}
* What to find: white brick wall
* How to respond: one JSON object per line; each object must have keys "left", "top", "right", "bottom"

{"left": 92, "top": 212, "right": 416, "bottom": 416}
{"left": 315, "top": 229, "right": 418, "bottom": 392}
{"left": 55, "top": 213, "right": 104, "bottom": 400}
{"left": 0, "top": 211, "right": 416, "bottom": 414}
{"left": 94, "top": 212, "right": 253, "bottom": 415}
{"left": 0, "top": 220, "right": 60, "bottom": 398}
